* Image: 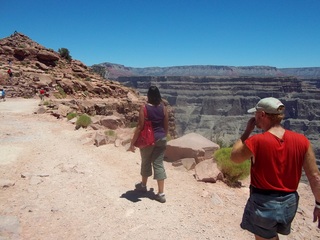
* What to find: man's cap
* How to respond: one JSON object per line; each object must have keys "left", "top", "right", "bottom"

{"left": 247, "top": 97, "right": 285, "bottom": 114}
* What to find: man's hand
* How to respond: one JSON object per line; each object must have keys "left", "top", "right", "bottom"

{"left": 313, "top": 207, "right": 320, "bottom": 228}
{"left": 246, "top": 117, "right": 256, "bottom": 133}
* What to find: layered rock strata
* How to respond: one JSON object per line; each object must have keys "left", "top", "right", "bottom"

{"left": 116, "top": 76, "right": 320, "bottom": 163}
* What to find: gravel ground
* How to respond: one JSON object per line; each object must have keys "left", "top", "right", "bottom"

{"left": 0, "top": 98, "right": 319, "bottom": 240}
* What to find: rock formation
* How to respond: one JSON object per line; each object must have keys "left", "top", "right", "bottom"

{"left": 0, "top": 32, "right": 177, "bottom": 142}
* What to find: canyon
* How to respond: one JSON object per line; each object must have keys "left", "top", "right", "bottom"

{"left": 96, "top": 64, "right": 320, "bottom": 164}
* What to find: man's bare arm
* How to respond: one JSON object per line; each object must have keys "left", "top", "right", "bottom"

{"left": 303, "top": 145, "right": 320, "bottom": 228}
{"left": 230, "top": 117, "right": 255, "bottom": 163}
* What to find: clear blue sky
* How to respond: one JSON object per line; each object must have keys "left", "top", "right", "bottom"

{"left": 1, "top": 0, "right": 320, "bottom": 68}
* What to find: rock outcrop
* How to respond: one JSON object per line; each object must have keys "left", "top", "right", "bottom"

{"left": 165, "top": 133, "right": 220, "bottom": 162}
{"left": 0, "top": 32, "right": 177, "bottom": 140}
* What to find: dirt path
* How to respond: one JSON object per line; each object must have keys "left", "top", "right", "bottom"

{"left": 0, "top": 98, "right": 319, "bottom": 240}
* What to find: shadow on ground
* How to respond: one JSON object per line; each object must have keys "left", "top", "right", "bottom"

{"left": 120, "top": 188, "right": 156, "bottom": 203}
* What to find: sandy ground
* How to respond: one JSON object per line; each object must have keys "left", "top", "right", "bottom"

{"left": 0, "top": 98, "right": 319, "bottom": 240}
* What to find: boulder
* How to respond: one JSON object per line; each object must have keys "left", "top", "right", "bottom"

{"left": 181, "top": 158, "right": 196, "bottom": 170}
{"left": 57, "top": 104, "right": 72, "bottom": 117}
{"left": 194, "top": 159, "right": 223, "bottom": 183}
{"left": 37, "top": 50, "right": 59, "bottom": 62}
{"left": 94, "top": 132, "right": 107, "bottom": 147}
{"left": 165, "top": 133, "right": 220, "bottom": 162}
{"left": 36, "top": 61, "right": 49, "bottom": 71}
{"left": 100, "top": 116, "right": 124, "bottom": 130}
{"left": 35, "top": 106, "right": 46, "bottom": 114}
{"left": 14, "top": 48, "right": 30, "bottom": 60}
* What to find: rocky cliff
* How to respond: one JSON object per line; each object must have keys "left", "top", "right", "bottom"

{"left": 0, "top": 32, "right": 177, "bottom": 139}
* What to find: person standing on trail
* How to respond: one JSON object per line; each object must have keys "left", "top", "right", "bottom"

{"left": 39, "top": 88, "right": 46, "bottom": 101}
{"left": 0, "top": 88, "right": 6, "bottom": 101}
{"left": 230, "top": 97, "right": 320, "bottom": 240}
{"left": 7, "top": 69, "right": 13, "bottom": 80}
{"left": 127, "top": 86, "right": 169, "bottom": 203}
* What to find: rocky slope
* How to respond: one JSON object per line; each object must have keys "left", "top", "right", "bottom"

{"left": 0, "top": 32, "right": 177, "bottom": 138}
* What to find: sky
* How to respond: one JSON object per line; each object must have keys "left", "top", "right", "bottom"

{"left": 1, "top": 0, "right": 320, "bottom": 68}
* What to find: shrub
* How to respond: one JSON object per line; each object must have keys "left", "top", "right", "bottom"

{"left": 214, "top": 147, "right": 250, "bottom": 187}
{"left": 58, "top": 48, "right": 72, "bottom": 62}
{"left": 55, "top": 86, "right": 67, "bottom": 98}
{"left": 43, "top": 100, "right": 51, "bottom": 106}
{"left": 105, "top": 130, "right": 116, "bottom": 137}
{"left": 129, "top": 121, "right": 137, "bottom": 128}
{"left": 67, "top": 112, "right": 77, "bottom": 120}
{"left": 75, "top": 114, "right": 92, "bottom": 129}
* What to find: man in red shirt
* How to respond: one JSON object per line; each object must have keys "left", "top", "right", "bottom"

{"left": 231, "top": 97, "right": 320, "bottom": 240}
{"left": 39, "top": 88, "right": 45, "bottom": 101}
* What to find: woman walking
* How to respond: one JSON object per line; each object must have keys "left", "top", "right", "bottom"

{"left": 128, "top": 86, "right": 169, "bottom": 203}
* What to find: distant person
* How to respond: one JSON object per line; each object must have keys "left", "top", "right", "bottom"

{"left": 0, "top": 88, "right": 6, "bottom": 101}
{"left": 127, "top": 86, "right": 169, "bottom": 203}
{"left": 39, "top": 88, "right": 45, "bottom": 101}
{"left": 230, "top": 97, "right": 320, "bottom": 239}
{"left": 7, "top": 69, "right": 13, "bottom": 79}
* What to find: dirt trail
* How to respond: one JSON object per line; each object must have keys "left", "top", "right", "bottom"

{"left": 0, "top": 98, "right": 319, "bottom": 240}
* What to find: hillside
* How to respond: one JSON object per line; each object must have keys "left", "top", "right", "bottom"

{"left": 0, "top": 31, "right": 177, "bottom": 139}
{"left": 0, "top": 32, "right": 140, "bottom": 99}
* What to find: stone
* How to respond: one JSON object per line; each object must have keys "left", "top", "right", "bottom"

{"left": 35, "top": 106, "right": 46, "bottom": 114}
{"left": 194, "top": 159, "right": 223, "bottom": 183}
{"left": 94, "top": 132, "right": 107, "bottom": 147}
{"left": 57, "top": 104, "right": 72, "bottom": 117}
{"left": 100, "top": 116, "right": 124, "bottom": 130}
{"left": 165, "top": 133, "right": 220, "bottom": 162}
{"left": 181, "top": 158, "right": 196, "bottom": 170}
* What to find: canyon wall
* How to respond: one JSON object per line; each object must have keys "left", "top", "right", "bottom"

{"left": 116, "top": 76, "right": 320, "bottom": 162}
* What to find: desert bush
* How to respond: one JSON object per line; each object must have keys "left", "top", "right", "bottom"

{"left": 58, "top": 48, "right": 72, "bottom": 62}
{"left": 55, "top": 86, "right": 67, "bottom": 99}
{"left": 43, "top": 100, "right": 51, "bottom": 106}
{"left": 76, "top": 114, "right": 92, "bottom": 129}
{"left": 105, "top": 130, "right": 116, "bottom": 137}
{"left": 214, "top": 147, "right": 250, "bottom": 187}
{"left": 166, "top": 134, "right": 173, "bottom": 141}
{"left": 129, "top": 121, "right": 138, "bottom": 128}
{"left": 67, "top": 112, "right": 77, "bottom": 120}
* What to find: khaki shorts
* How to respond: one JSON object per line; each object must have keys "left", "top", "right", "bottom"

{"left": 139, "top": 138, "right": 167, "bottom": 180}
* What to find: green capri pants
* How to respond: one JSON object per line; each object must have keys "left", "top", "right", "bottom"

{"left": 139, "top": 137, "right": 167, "bottom": 180}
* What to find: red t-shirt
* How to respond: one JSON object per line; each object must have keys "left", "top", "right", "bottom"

{"left": 245, "top": 130, "right": 309, "bottom": 192}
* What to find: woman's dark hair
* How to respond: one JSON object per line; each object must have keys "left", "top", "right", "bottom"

{"left": 147, "top": 86, "right": 162, "bottom": 105}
